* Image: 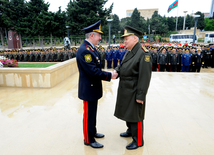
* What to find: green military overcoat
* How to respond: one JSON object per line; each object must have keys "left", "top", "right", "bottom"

{"left": 114, "top": 42, "right": 152, "bottom": 122}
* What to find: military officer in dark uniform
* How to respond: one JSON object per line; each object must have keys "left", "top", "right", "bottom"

{"left": 63, "top": 50, "right": 69, "bottom": 61}
{"left": 169, "top": 48, "right": 179, "bottom": 72}
{"left": 210, "top": 44, "right": 214, "bottom": 68}
{"left": 23, "top": 51, "right": 29, "bottom": 62}
{"left": 99, "top": 47, "right": 106, "bottom": 69}
{"left": 35, "top": 51, "right": 41, "bottom": 62}
{"left": 114, "top": 26, "right": 152, "bottom": 150}
{"left": 157, "top": 48, "right": 167, "bottom": 72}
{"left": 45, "top": 50, "right": 50, "bottom": 62}
{"left": 40, "top": 50, "right": 46, "bottom": 62}
{"left": 76, "top": 20, "right": 118, "bottom": 149}
{"left": 151, "top": 47, "right": 158, "bottom": 71}
{"left": 193, "top": 48, "right": 204, "bottom": 72}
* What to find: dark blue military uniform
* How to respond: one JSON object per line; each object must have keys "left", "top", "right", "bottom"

{"left": 76, "top": 21, "right": 112, "bottom": 145}
{"left": 106, "top": 49, "right": 112, "bottom": 69}
{"left": 181, "top": 52, "right": 192, "bottom": 72}
{"left": 118, "top": 48, "right": 126, "bottom": 65}
{"left": 112, "top": 48, "right": 119, "bottom": 69}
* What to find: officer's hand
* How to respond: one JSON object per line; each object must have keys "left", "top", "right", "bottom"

{"left": 169, "top": 63, "right": 171, "bottom": 65}
{"left": 136, "top": 100, "right": 144, "bottom": 104}
{"left": 111, "top": 70, "right": 118, "bottom": 79}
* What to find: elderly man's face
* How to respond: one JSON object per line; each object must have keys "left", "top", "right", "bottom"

{"left": 124, "top": 35, "right": 137, "bottom": 50}
{"left": 91, "top": 32, "right": 101, "bottom": 46}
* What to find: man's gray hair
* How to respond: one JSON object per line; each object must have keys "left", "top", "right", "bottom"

{"left": 85, "top": 32, "right": 96, "bottom": 39}
{"left": 131, "top": 35, "right": 139, "bottom": 42}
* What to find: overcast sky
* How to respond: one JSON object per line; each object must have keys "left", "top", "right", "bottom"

{"left": 45, "top": 0, "right": 212, "bottom": 19}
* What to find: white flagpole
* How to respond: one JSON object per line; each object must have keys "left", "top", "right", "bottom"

{"left": 175, "top": 3, "right": 179, "bottom": 31}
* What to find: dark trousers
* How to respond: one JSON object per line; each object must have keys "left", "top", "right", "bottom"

{"left": 101, "top": 60, "right": 105, "bottom": 69}
{"left": 113, "top": 59, "right": 118, "bottom": 69}
{"left": 107, "top": 60, "right": 112, "bottom": 69}
{"left": 126, "top": 121, "right": 144, "bottom": 146}
{"left": 159, "top": 64, "right": 166, "bottom": 72}
{"left": 195, "top": 66, "right": 201, "bottom": 72}
{"left": 204, "top": 59, "right": 208, "bottom": 68}
{"left": 171, "top": 65, "right": 177, "bottom": 72}
{"left": 182, "top": 66, "right": 189, "bottom": 72}
{"left": 152, "top": 63, "right": 158, "bottom": 71}
{"left": 83, "top": 100, "right": 98, "bottom": 143}
{"left": 191, "top": 65, "right": 196, "bottom": 72}
{"left": 177, "top": 65, "right": 181, "bottom": 72}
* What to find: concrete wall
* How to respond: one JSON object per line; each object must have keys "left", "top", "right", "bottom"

{"left": 0, "top": 58, "right": 78, "bottom": 88}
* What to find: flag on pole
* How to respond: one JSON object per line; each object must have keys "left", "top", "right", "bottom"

{"left": 167, "top": 0, "right": 178, "bottom": 13}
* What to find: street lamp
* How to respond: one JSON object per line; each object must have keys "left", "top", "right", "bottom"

{"left": 152, "top": 30, "right": 155, "bottom": 42}
{"left": 183, "top": 11, "right": 188, "bottom": 30}
{"left": 192, "top": 14, "right": 200, "bottom": 45}
{"left": 107, "top": 19, "right": 113, "bottom": 47}
{"left": 66, "top": 26, "right": 70, "bottom": 38}
{"left": 118, "top": 31, "right": 121, "bottom": 44}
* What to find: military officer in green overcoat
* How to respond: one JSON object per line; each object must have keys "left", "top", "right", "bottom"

{"left": 114, "top": 26, "right": 152, "bottom": 150}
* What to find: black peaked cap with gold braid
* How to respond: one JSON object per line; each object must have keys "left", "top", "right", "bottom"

{"left": 81, "top": 20, "right": 103, "bottom": 34}
{"left": 121, "top": 26, "right": 143, "bottom": 38}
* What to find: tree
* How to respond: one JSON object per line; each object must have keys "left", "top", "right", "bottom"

{"left": 204, "top": 18, "right": 214, "bottom": 31}
{"left": 127, "top": 8, "right": 144, "bottom": 32}
{"left": 167, "top": 17, "right": 176, "bottom": 31}
{"left": 53, "top": 7, "right": 66, "bottom": 45}
{"left": 0, "top": 0, "right": 10, "bottom": 49}
{"left": 185, "top": 14, "right": 194, "bottom": 29}
{"left": 120, "top": 17, "right": 131, "bottom": 33}
{"left": 177, "top": 16, "right": 183, "bottom": 30}
{"left": 5, "top": 0, "right": 29, "bottom": 49}
{"left": 195, "top": 11, "right": 206, "bottom": 30}
{"left": 66, "top": 0, "right": 113, "bottom": 37}
{"left": 111, "top": 14, "right": 120, "bottom": 36}
{"left": 27, "top": 0, "right": 50, "bottom": 48}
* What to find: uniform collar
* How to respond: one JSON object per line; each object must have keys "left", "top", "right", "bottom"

{"left": 85, "top": 39, "right": 95, "bottom": 49}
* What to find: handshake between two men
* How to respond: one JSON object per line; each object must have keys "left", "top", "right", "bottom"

{"left": 111, "top": 70, "right": 118, "bottom": 79}
{"left": 110, "top": 70, "right": 144, "bottom": 105}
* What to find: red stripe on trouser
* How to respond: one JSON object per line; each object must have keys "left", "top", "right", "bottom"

{"left": 83, "top": 101, "right": 89, "bottom": 143}
{"left": 138, "top": 121, "right": 143, "bottom": 146}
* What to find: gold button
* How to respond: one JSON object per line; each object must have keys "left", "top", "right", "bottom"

{"left": 91, "top": 84, "right": 93, "bottom": 86}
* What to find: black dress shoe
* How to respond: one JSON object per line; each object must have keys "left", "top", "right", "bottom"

{"left": 120, "top": 132, "right": 132, "bottom": 137}
{"left": 94, "top": 133, "right": 104, "bottom": 138}
{"left": 126, "top": 141, "right": 143, "bottom": 150}
{"left": 84, "top": 141, "right": 104, "bottom": 148}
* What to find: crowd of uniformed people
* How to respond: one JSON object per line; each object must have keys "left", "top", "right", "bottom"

{"left": 147, "top": 43, "right": 214, "bottom": 72}
{"left": 0, "top": 47, "right": 77, "bottom": 62}
{"left": 0, "top": 43, "right": 214, "bottom": 72}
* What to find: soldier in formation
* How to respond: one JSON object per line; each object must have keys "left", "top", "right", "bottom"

{"left": 1, "top": 47, "right": 77, "bottom": 62}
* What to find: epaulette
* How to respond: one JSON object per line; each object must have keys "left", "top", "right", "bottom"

{"left": 86, "top": 45, "right": 94, "bottom": 51}
{"left": 142, "top": 46, "right": 149, "bottom": 53}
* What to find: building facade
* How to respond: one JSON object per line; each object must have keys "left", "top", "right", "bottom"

{"left": 126, "top": 8, "right": 159, "bottom": 19}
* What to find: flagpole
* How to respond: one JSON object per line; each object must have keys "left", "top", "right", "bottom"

{"left": 175, "top": 4, "right": 179, "bottom": 31}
